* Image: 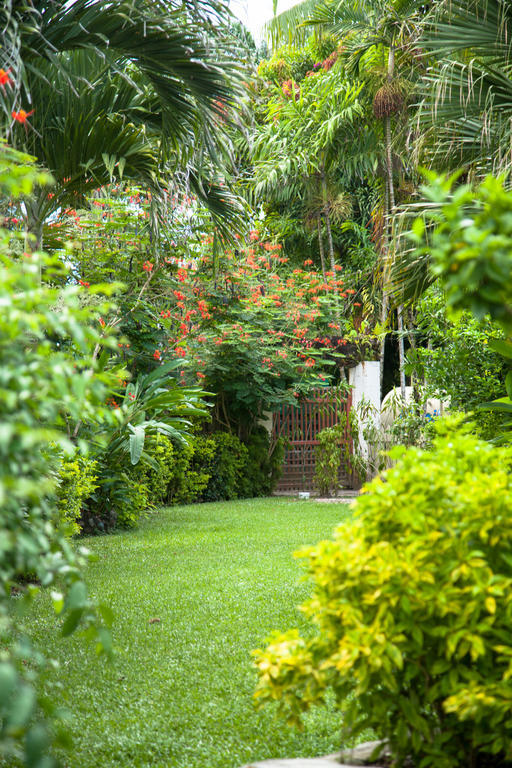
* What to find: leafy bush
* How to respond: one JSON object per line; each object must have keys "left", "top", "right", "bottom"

{"left": 313, "top": 422, "right": 346, "bottom": 496}
{"left": 55, "top": 454, "right": 98, "bottom": 535}
{"left": 203, "top": 432, "right": 248, "bottom": 501}
{"left": 165, "top": 440, "right": 195, "bottom": 505}
{"left": 254, "top": 420, "right": 512, "bottom": 768}
{"left": 257, "top": 56, "right": 291, "bottom": 84}
{"left": 139, "top": 434, "right": 176, "bottom": 503}
{"left": 241, "top": 428, "right": 284, "bottom": 497}
{"left": 0, "top": 144, "right": 113, "bottom": 766}
{"left": 115, "top": 476, "right": 150, "bottom": 528}
{"left": 414, "top": 174, "right": 512, "bottom": 332}
{"left": 107, "top": 426, "right": 284, "bottom": 510}
{"left": 82, "top": 362, "right": 208, "bottom": 530}
{"left": 410, "top": 174, "right": 512, "bottom": 444}
{"left": 174, "top": 435, "right": 215, "bottom": 504}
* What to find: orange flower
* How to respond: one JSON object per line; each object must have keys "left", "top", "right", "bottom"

{"left": 12, "top": 109, "right": 34, "bottom": 124}
{"left": 0, "top": 68, "right": 12, "bottom": 88}
{"left": 153, "top": 349, "right": 161, "bottom": 360}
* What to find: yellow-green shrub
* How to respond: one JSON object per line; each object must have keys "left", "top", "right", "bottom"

{"left": 174, "top": 436, "right": 215, "bottom": 504}
{"left": 313, "top": 422, "right": 346, "bottom": 497}
{"left": 254, "top": 420, "right": 512, "bottom": 768}
{"left": 133, "top": 434, "right": 176, "bottom": 506}
{"left": 56, "top": 455, "right": 98, "bottom": 535}
{"left": 114, "top": 475, "right": 150, "bottom": 528}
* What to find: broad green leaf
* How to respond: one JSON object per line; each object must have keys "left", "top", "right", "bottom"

{"left": 129, "top": 424, "right": 145, "bottom": 465}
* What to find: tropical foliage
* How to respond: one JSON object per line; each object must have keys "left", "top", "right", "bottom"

{"left": 6, "top": 0, "right": 512, "bottom": 765}
{"left": 0, "top": 144, "right": 114, "bottom": 768}
{"left": 254, "top": 421, "right": 512, "bottom": 768}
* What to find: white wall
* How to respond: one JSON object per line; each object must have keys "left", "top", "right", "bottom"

{"left": 348, "top": 361, "right": 381, "bottom": 462}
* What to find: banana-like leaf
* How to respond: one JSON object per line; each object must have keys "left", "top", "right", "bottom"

{"left": 479, "top": 399, "right": 512, "bottom": 413}
{"left": 128, "top": 423, "right": 145, "bottom": 465}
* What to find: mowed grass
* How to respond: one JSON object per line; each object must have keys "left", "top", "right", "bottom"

{"left": 26, "top": 497, "right": 352, "bottom": 768}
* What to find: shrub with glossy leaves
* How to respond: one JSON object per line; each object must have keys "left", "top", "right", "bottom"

{"left": 203, "top": 432, "right": 248, "bottom": 501}
{"left": 55, "top": 454, "right": 98, "bottom": 536}
{"left": 254, "top": 419, "right": 512, "bottom": 768}
{"left": 313, "top": 422, "right": 346, "bottom": 497}
{"left": 175, "top": 435, "right": 215, "bottom": 504}
{"left": 0, "top": 143, "right": 114, "bottom": 766}
{"left": 241, "top": 428, "right": 284, "bottom": 498}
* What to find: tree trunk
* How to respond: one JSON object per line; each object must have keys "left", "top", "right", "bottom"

{"left": 321, "top": 168, "right": 340, "bottom": 320}
{"left": 321, "top": 172, "right": 336, "bottom": 275}
{"left": 379, "top": 183, "right": 390, "bottom": 395}
{"left": 385, "top": 45, "right": 396, "bottom": 213}
{"left": 397, "top": 304, "right": 406, "bottom": 397}
{"left": 24, "top": 191, "right": 44, "bottom": 253}
{"left": 316, "top": 212, "right": 327, "bottom": 282}
{"left": 24, "top": 190, "right": 45, "bottom": 284}
{"left": 384, "top": 43, "right": 406, "bottom": 400}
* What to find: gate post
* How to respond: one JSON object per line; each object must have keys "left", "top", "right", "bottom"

{"left": 348, "top": 361, "right": 381, "bottom": 468}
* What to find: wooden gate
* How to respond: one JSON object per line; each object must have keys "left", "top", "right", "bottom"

{"left": 273, "top": 388, "right": 353, "bottom": 493}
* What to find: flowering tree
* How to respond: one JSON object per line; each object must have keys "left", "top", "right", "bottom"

{"left": 154, "top": 230, "right": 372, "bottom": 437}
{"left": 47, "top": 184, "right": 376, "bottom": 442}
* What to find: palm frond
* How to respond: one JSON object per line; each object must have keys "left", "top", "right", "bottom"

{"left": 415, "top": 0, "right": 512, "bottom": 176}
{"left": 263, "top": 0, "right": 324, "bottom": 48}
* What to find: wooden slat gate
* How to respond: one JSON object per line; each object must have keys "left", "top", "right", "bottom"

{"left": 273, "top": 388, "right": 353, "bottom": 493}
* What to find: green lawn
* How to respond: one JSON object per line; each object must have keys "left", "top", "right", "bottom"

{"left": 27, "top": 498, "right": 352, "bottom": 768}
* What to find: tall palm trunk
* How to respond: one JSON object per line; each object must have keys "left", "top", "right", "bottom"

{"left": 24, "top": 190, "right": 45, "bottom": 284}
{"left": 24, "top": 191, "right": 44, "bottom": 253}
{"left": 316, "top": 212, "right": 327, "bottom": 283}
{"left": 383, "top": 43, "right": 406, "bottom": 400}
{"left": 320, "top": 167, "right": 340, "bottom": 320}
{"left": 379, "top": 193, "right": 389, "bottom": 393}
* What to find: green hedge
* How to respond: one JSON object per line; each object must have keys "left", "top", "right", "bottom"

{"left": 81, "top": 428, "right": 284, "bottom": 531}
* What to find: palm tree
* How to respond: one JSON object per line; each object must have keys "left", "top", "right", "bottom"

{"left": 262, "top": 0, "right": 434, "bottom": 394}
{"left": 253, "top": 67, "right": 377, "bottom": 283}
{"left": 1, "top": 0, "right": 246, "bottom": 243}
{"left": 390, "top": 0, "right": 512, "bottom": 305}
{"left": 414, "top": 0, "right": 512, "bottom": 176}
{"left": 2, "top": 0, "right": 239, "bottom": 141}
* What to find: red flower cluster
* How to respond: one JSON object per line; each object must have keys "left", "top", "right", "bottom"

{"left": 142, "top": 261, "right": 153, "bottom": 273}
{"left": 282, "top": 79, "right": 300, "bottom": 100}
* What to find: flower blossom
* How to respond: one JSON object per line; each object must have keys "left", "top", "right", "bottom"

{"left": 12, "top": 109, "right": 34, "bottom": 124}
{"left": 0, "top": 68, "right": 12, "bottom": 89}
